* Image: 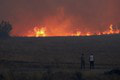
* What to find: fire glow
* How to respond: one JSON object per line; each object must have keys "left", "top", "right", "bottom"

{"left": 34, "top": 27, "right": 46, "bottom": 37}
{"left": 26, "top": 7, "right": 120, "bottom": 37}
{"left": 27, "top": 24, "right": 120, "bottom": 37}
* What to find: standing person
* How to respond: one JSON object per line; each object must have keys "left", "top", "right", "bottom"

{"left": 80, "top": 54, "right": 85, "bottom": 69}
{"left": 89, "top": 54, "right": 95, "bottom": 69}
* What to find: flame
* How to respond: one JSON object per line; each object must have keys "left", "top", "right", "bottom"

{"left": 102, "top": 24, "right": 120, "bottom": 35}
{"left": 27, "top": 24, "right": 120, "bottom": 37}
{"left": 27, "top": 26, "right": 46, "bottom": 37}
{"left": 72, "top": 31, "right": 81, "bottom": 36}
{"left": 86, "top": 32, "right": 91, "bottom": 36}
{"left": 26, "top": 8, "right": 119, "bottom": 37}
{"left": 109, "top": 25, "right": 114, "bottom": 34}
{"left": 34, "top": 27, "right": 46, "bottom": 37}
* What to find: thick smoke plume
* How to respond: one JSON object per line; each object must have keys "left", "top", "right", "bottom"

{"left": 0, "top": 0, "right": 120, "bottom": 36}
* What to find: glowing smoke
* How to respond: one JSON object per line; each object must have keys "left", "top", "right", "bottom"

{"left": 0, "top": 0, "right": 120, "bottom": 36}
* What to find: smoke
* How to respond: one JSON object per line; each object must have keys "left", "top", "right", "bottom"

{"left": 0, "top": 0, "right": 120, "bottom": 36}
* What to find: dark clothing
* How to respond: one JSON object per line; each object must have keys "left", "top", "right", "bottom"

{"left": 80, "top": 56, "right": 85, "bottom": 69}
{"left": 90, "top": 61, "right": 94, "bottom": 69}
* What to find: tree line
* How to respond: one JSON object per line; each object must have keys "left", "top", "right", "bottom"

{"left": 0, "top": 20, "right": 12, "bottom": 38}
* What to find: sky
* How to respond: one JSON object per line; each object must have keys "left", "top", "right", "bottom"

{"left": 0, "top": 0, "right": 120, "bottom": 36}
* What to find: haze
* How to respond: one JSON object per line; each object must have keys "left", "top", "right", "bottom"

{"left": 0, "top": 0, "right": 120, "bottom": 36}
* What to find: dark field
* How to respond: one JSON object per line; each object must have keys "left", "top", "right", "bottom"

{"left": 0, "top": 35, "right": 120, "bottom": 80}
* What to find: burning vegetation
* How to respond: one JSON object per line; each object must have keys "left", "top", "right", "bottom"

{"left": 25, "top": 7, "right": 120, "bottom": 37}
{"left": 27, "top": 24, "right": 120, "bottom": 37}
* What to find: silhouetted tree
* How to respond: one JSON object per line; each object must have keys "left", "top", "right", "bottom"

{"left": 0, "top": 20, "right": 12, "bottom": 38}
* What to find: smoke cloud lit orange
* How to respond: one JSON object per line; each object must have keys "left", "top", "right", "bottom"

{"left": 25, "top": 7, "right": 120, "bottom": 37}
{"left": 0, "top": 0, "right": 120, "bottom": 37}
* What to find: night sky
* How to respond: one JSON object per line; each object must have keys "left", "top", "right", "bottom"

{"left": 0, "top": 0, "right": 120, "bottom": 36}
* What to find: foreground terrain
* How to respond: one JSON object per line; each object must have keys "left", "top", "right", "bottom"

{"left": 0, "top": 34, "right": 120, "bottom": 80}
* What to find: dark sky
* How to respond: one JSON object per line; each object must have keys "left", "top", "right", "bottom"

{"left": 0, "top": 0, "right": 120, "bottom": 36}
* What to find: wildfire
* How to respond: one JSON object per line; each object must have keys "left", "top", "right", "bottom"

{"left": 86, "top": 32, "right": 91, "bottom": 36}
{"left": 72, "top": 31, "right": 81, "bottom": 36}
{"left": 34, "top": 27, "right": 46, "bottom": 37}
{"left": 101, "top": 24, "right": 120, "bottom": 35}
{"left": 27, "top": 24, "right": 120, "bottom": 37}
{"left": 27, "top": 26, "right": 46, "bottom": 37}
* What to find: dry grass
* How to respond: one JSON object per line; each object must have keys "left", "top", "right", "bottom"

{"left": 0, "top": 35, "right": 120, "bottom": 80}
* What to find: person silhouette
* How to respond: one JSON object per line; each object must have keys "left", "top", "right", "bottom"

{"left": 89, "top": 54, "right": 95, "bottom": 69}
{"left": 80, "top": 54, "right": 85, "bottom": 69}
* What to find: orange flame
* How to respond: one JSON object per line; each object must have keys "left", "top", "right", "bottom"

{"left": 34, "top": 27, "right": 46, "bottom": 37}
{"left": 86, "top": 32, "right": 91, "bottom": 36}
{"left": 72, "top": 31, "right": 81, "bottom": 36}
{"left": 27, "top": 24, "right": 120, "bottom": 37}
{"left": 102, "top": 24, "right": 120, "bottom": 35}
{"left": 27, "top": 26, "right": 46, "bottom": 37}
